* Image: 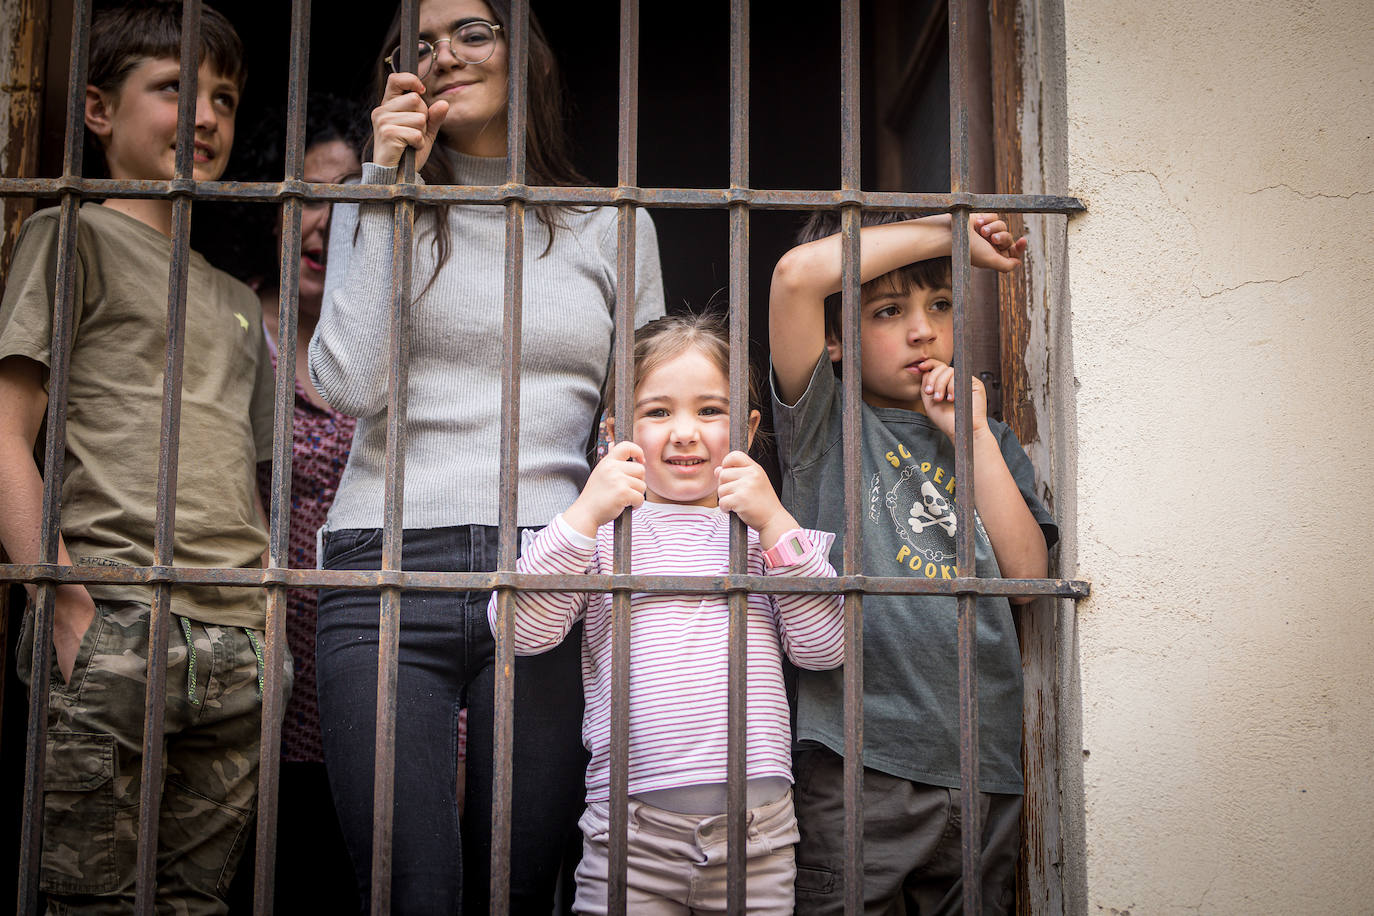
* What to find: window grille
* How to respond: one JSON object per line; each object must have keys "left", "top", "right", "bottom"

{"left": 0, "top": 0, "right": 1090, "bottom": 913}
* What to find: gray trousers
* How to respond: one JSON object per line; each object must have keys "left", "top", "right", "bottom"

{"left": 792, "top": 746, "right": 1020, "bottom": 916}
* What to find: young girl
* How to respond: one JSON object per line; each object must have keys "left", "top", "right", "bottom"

{"left": 308, "top": 1, "right": 664, "bottom": 911}
{"left": 489, "top": 315, "right": 845, "bottom": 915}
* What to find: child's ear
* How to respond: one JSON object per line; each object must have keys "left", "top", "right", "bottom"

{"left": 745, "top": 409, "right": 761, "bottom": 449}
{"left": 85, "top": 86, "right": 115, "bottom": 145}
{"left": 824, "top": 332, "right": 843, "bottom": 364}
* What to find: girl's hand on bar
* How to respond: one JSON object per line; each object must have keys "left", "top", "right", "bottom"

{"left": 371, "top": 72, "right": 450, "bottom": 171}
{"left": 715, "top": 451, "right": 800, "bottom": 551}
{"left": 562, "top": 440, "right": 646, "bottom": 537}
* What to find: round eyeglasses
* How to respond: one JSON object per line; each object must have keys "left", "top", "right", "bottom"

{"left": 386, "top": 20, "right": 504, "bottom": 76}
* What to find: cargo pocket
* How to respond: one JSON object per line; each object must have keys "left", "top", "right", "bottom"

{"left": 40, "top": 731, "right": 118, "bottom": 895}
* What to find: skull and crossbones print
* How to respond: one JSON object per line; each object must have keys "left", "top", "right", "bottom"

{"left": 908, "top": 480, "right": 957, "bottom": 536}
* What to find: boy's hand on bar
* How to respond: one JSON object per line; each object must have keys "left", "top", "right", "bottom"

{"left": 969, "top": 214, "right": 1027, "bottom": 272}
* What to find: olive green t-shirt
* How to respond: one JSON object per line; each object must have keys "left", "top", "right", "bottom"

{"left": 0, "top": 203, "right": 274, "bottom": 627}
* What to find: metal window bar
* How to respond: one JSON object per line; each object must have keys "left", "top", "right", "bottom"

{"left": 726, "top": 0, "right": 751, "bottom": 911}
{"left": 607, "top": 0, "right": 638, "bottom": 912}
{"left": 15, "top": 0, "right": 91, "bottom": 907}
{"left": 0, "top": 0, "right": 1096, "bottom": 913}
{"left": 490, "top": 0, "right": 531, "bottom": 910}
{"left": 948, "top": 0, "right": 984, "bottom": 910}
{"left": 253, "top": 0, "right": 313, "bottom": 908}
{"left": 838, "top": 0, "right": 867, "bottom": 911}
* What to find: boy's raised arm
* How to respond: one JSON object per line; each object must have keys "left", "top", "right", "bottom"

{"left": 767, "top": 239, "right": 835, "bottom": 405}
{"left": 769, "top": 214, "right": 1026, "bottom": 405}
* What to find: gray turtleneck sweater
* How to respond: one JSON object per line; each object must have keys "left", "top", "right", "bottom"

{"left": 309, "top": 153, "right": 665, "bottom": 530}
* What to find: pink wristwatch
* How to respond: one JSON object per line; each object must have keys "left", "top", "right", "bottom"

{"left": 763, "top": 529, "right": 813, "bottom": 570}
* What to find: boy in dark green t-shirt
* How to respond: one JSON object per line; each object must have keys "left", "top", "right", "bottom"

{"left": 769, "top": 210, "right": 1058, "bottom": 914}
{"left": 0, "top": 4, "right": 281, "bottom": 911}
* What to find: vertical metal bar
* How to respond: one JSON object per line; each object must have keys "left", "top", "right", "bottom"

{"left": 17, "top": 0, "right": 90, "bottom": 910}
{"left": 725, "top": 1, "right": 750, "bottom": 911}
{"left": 608, "top": 1, "right": 639, "bottom": 913}
{"left": 839, "top": 3, "right": 865, "bottom": 915}
{"left": 134, "top": 2, "right": 203, "bottom": 912}
{"left": 253, "top": 0, "right": 311, "bottom": 911}
{"left": 490, "top": 0, "right": 529, "bottom": 910}
{"left": 371, "top": 1, "right": 419, "bottom": 911}
{"left": 948, "top": 0, "right": 982, "bottom": 910}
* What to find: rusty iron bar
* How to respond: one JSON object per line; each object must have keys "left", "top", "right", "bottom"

{"left": 838, "top": 1, "right": 865, "bottom": 914}
{"left": 132, "top": 3, "right": 203, "bottom": 912}
{"left": 946, "top": 0, "right": 985, "bottom": 909}
{"left": 252, "top": 0, "right": 312, "bottom": 911}
{"left": 489, "top": 0, "right": 530, "bottom": 909}
{"left": 370, "top": 1, "right": 420, "bottom": 911}
{"left": 16, "top": 0, "right": 91, "bottom": 910}
{"left": 0, "top": 175, "right": 1087, "bottom": 214}
{"left": 607, "top": 1, "right": 639, "bottom": 913}
{"left": 952, "top": 220, "right": 984, "bottom": 910}
{"left": 725, "top": 0, "right": 751, "bottom": 909}
{"left": 0, "top": 561, "right": 1091, "bottom": 599}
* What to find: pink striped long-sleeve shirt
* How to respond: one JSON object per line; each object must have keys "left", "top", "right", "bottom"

{"left": 487, "top": 501, "right": 844, "bottom": 803}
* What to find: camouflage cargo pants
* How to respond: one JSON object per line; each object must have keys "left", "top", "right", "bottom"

{"left": 18, "top": 598, "right": 290, "bottom": 915}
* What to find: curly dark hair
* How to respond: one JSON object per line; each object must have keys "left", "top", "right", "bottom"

{"left": 200, "top": 93, "right": 366, "bottom": 285}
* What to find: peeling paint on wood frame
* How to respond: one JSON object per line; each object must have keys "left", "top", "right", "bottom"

{"left": 0, "top": 0, "right": 49, "bottom": 275}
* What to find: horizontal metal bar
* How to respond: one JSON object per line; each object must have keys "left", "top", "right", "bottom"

{"left": 0, "top": 177, "right": 1086, "bottom": 214}
{"left": 0, "top": 563, "right": 1090, "bottom": 599}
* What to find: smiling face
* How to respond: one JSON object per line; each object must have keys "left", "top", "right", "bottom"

{"left": 631, "top": 347, "right": 740, "bottom": 508}
{"left": 419, "top": 0, "right": 509, "bottom": 156}
{"left": 294, "top": 139, "right": 360, "bottom": 312}
{"left": 829, "top": 278, "right": 955, "bottom": 411}
{"left": 86, "top": 56, "right": 239, "bottom": 182}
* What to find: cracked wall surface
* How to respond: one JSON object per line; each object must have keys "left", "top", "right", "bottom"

{"left": 1059, "top": 0, "right": 1374, "bottom": 911}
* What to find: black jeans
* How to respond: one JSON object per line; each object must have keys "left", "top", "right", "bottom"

{"left": 316, "top": 524, "right": 588, "bottom": 915}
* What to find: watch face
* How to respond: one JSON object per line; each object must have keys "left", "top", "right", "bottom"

{"left": 765, "top": 531, "right": 810, "bottom": 568}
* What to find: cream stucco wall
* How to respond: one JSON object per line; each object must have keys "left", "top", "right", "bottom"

{"left": 1057, "top": 0, "right": 1374, "bottom": 912}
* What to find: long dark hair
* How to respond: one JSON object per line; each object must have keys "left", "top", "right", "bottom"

{"left": 368, "top": 0, "right": 587, "bottom": 278}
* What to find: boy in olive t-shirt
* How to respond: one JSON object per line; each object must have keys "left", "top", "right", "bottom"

{"left": 0, "top": 4, "right": 284, "bottom": 911}
{"left": 768, "top": 209, "right": 1058, "bottom": 914}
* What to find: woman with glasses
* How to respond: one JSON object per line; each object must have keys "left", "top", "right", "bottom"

{"left": 308, "top": 1, "right": 664, "bottom": 913}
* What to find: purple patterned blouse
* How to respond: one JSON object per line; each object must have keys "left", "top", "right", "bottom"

{"left": 256, "top": 352, "right": 356, "bottom": 763}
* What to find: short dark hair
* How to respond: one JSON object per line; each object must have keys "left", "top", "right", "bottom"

{"left": 796, "top": 209, "right": 952, "bottom": 344}
{"left": 85, "top": 2, "right": 245, "bottom": 178}
{"left": 88, "top": 1, "right": 246, "bottom": 95}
